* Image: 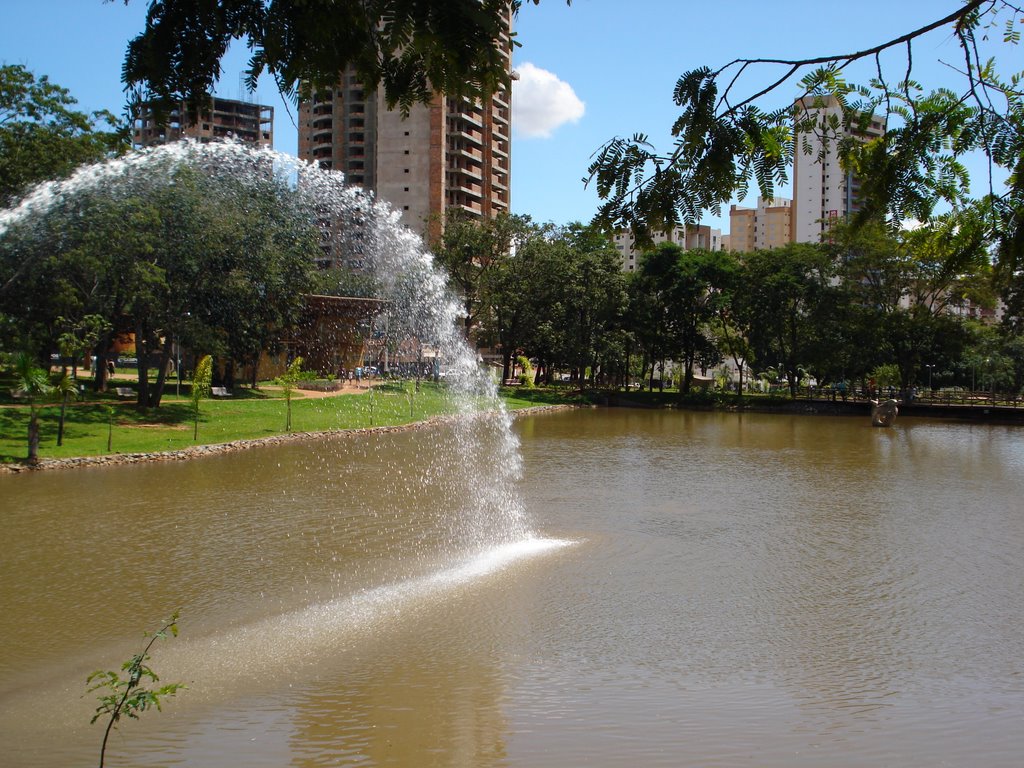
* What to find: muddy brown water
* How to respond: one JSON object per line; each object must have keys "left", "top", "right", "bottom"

{"left": 1, "top": 409, "right": 1022, "bottom": 767}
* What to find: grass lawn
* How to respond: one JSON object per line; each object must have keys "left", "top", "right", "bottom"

{"left": 0, "top": 380, "right": 583, "bottom": 464}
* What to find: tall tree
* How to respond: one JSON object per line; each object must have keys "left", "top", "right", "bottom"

{"left": 431, "top": 210, "right": 533, "bottom": 343}
{"left": 0, "top": 64, "right": 126, "bottom": 206}
{"left": 552, "top": 224, "right": 628, "bottom": 386}
{"left": 118, "top": 0, "right": 531, "bottom": 115}
{"left": 734, "top": 243, "right": 837, "bottom": 397}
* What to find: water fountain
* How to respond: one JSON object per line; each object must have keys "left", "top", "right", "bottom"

{"left": 1, "top": 139, "right": 534, "bottom": 538}
{"left": 0, "top": 141, "right": 574, "bottom": 766}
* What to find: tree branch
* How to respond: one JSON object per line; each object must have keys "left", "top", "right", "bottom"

{"left": 716, "top": 0, "right": 992, "bottom": 116}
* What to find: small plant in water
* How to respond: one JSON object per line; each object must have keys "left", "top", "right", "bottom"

{"left": 87, "top": 612, "right": 185, "bottom": 768}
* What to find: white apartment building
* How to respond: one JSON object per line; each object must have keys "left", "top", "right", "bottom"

{"left": 612, "top": 224, "right": 724, "bottom": 272}
{"left": 792, "top": 95, "right": 885, "bottom": 243}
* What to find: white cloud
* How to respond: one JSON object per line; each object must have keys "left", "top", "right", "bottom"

{"left": 512, "top": 62, "right": 585, "bottom": 139}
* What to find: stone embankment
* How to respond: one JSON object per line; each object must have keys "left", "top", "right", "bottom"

{"left": 0, "top": 404, "right": 578, "bottom": 474}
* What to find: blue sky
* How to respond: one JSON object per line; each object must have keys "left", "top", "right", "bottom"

{"left": 0, "top": 1, "right": 1006, "bottom": 231}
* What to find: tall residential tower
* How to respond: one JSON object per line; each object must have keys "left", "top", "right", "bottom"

{"left": 791, "top": 95, "right": 885, "bottom": 243}
{"left": 297, "top": 18, "right": 513, "bottom": 245}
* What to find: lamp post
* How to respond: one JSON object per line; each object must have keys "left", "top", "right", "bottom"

{"left": 175, "top": 312, "right": 190, "bottom": 398}
{"left": 925, "top": 363, "right": 933, "bottom": 392}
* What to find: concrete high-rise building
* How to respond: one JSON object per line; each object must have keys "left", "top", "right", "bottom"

{"left": 298, "top": 18, "right": 513, "bottom": 244}
{"left": 728, "top": 196, "right": 792, "bottom": 252}
{"left": 791, "top": 95, "right": 885, "bottom": 243}
{"left": 132, "top": 97, "right": 273, "bottom": 148}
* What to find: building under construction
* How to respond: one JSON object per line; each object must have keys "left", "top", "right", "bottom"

{"left": 132, "top": 96, "right": 274, "bottom": 149}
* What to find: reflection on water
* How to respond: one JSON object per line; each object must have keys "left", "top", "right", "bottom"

{"left": 2, "top": 410, "right": 1023, "bottom": 766}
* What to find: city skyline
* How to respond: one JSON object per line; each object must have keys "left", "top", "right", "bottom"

{"left": 0, "top": 1, "right": 1002, "bottom": 233}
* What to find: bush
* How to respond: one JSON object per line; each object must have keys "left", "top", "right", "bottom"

{"left": 516, "top": 356, "right": 535, "bottom": 389}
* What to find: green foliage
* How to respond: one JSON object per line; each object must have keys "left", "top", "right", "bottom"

{"left": 120, "top": 0, "right": 523, "bottom": 117}
{"left": 516, "top": 355, "right": 535, "bottom": 388}
{"left": 869, "top": 364, "right": 901, "bottom": 389}
{"left": 0, "top": 64, "right": 127, "bottom": 205}
{"left": 9, "top": 351, "right": 52, "bottom": 464}
{"left": 56, "top": 315, "right": 111, "bottom": 370}
{"left": 190, "top": 355, "right": 212, "bottom": 440}
{"left": 10, "top": 351, "right": 51, "bottom": 401}
{"left": 274, "top": 356, "right": 305, "bottom": 432}
{"left": 585, "top": 1, "right": 1023, "bottom": 273}
{"left": 87, "top": 612, "right": 185, "bottom": 768}
{"left": 0, "top": 157, "right": 319, "bottom": 406}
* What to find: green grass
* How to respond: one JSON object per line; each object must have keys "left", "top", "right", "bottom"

{"left": 0, "top": 381, "right": 581, "bottom": 464}
{"left": 497, "top": 385, "right": 597, "bottom": 409}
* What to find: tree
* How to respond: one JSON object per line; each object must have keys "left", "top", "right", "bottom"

{"left": 586, "top": 1, "right": 1023, "bottom": 263}
{"left": 628, "top": 245, "right": 681, "bottom": 391}
{"left": 190, "top": 354, "right": 212, "bottom": 440}
{"left": 553, "top": 224, "right": 629, "bottom": 387}
{"left": 1, "top": 154, "right": 320, "bottom": 406}
{"left": 482, "top": 221, "right": 554, "bottom": 382}
{"left": 53, "top": 371, "right": 80, "bottom": 448}
{"left": 9, "top": 352, "right": 52, "bottom": 464}
{"left": 117, "top": 0, "right": 531, "bottom": 116}
{"left": 0, "top": 64, "right": 126, "bottom": 206}
{"left": 825, "top": 219, "right": 984, "bottom": 390}
{"left": 431, "top": 210, "right": 534, "bottom": 343}
{"left": 733, "top": 244, "right": 837, "bottom": 397}
{"left": 274, "top": 356, "right": 305, "bottom": 432}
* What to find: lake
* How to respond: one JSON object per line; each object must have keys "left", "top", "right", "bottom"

{"left": 1, "top": 408, "right": 1022, "bottom": 766}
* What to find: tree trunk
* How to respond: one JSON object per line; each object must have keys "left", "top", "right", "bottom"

{"left": 502, "top": 351, "right": 512, "bottom": 385}
{"left": 27, "top": 408, "right": 40, "bottom": 465}
{"left": 148, "top": 343, "right": 174, "bottom": 408}
{"left": 57, "top": 392, "right": 68, "bottom": 446}
{"left": 135, "top": 321, "right": 149, "bottom": 410}
{"left": 93, "top": 332, "right": 113, "bottom": 392}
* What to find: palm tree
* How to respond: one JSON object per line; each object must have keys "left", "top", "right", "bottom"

{"left": 54, "top": 371, "right": 79, "bottom": 447}
{"left": 11, "top": 353, "right": 53, "bottom": 464}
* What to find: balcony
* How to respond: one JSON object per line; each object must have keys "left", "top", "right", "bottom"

{"left": 450, "top": 145, "right": 483, "bottom": 162}
{"left": 448, "top": 126, "right": 484, "bottom": 145}
{"left": 447, "top": 179, "right": 483, "bottom": 200}
{"left": 450, "top": 110, "right": 484, "bottom": 129}
{"left": 452, "top": 163, "right": 484, "bottom": 181}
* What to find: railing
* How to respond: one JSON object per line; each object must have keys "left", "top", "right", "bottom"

{"left": 786, "top": 386, "right": 1023, "bottom": 409}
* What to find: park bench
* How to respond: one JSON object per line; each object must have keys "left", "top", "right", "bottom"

{"left": 211, "top": 386, "right": 231, "bottom": 397}
{"left": 115, "top": 387, "right": 134, "bottom": 399}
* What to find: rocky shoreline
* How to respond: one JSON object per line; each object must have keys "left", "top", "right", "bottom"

{"left": 0, "top": 404, "right": 579, "bottom": 474}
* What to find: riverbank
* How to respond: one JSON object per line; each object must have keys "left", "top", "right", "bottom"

{"left": 0, "top": 395, "right": 582, "bottom": 473}
{"left": 605, "top": 389, "right": 1024, "bottom": 423}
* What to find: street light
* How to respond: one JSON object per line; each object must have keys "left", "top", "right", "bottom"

{"left": 925, "top": 363, "right": 934, "bottom": 392}
{"left": 175, "top": 312, "right": 190, "bottom": 397}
